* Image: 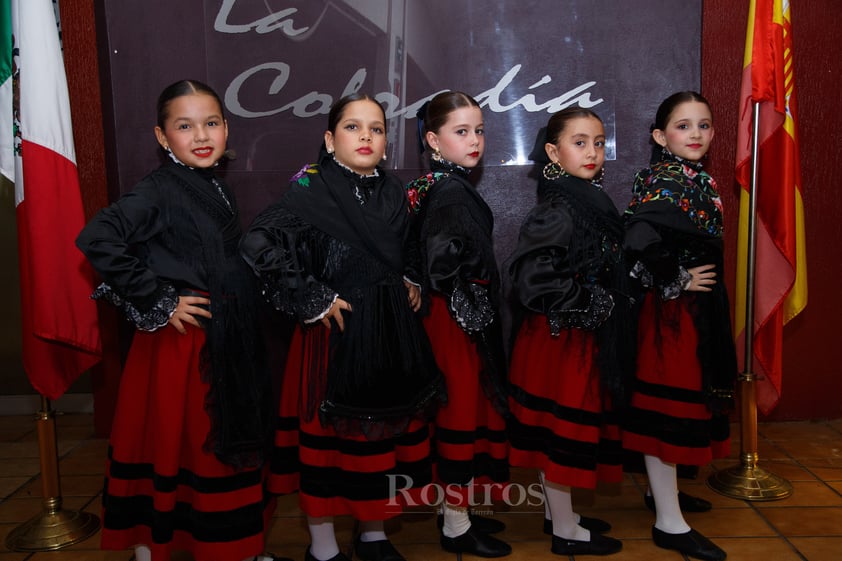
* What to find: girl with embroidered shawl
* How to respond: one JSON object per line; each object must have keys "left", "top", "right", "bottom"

{"left": 240, "top": 93, "right": 443, "bottom": 561}
{"left": 507, "top": 108, "right": 633, "bottom": 557}
{"left": 406, "top": 91, "right": 511, "bottom": 559}
{"left": 622, "top": 91, "right": 736, "bottom": 561}
{"left": 76, "top": 80, "right": 285, "bottom": 561}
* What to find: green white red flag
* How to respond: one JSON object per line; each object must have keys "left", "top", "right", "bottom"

{"left": 1, "top": 0, "right": 101, "bottom": 400}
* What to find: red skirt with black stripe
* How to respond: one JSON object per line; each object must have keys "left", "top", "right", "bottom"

{"left": 267, "top": 323, "right": 433, "bottom": 520}
{"left": 422, "top": 295, "right": 509, "bottom": 505}
{"left": 622, "top": 293, "right": 731, "bottom": 465}
{"left": 100, "top": 325, "right": 273, "bottom": 561}
{"left": 507, "top": 313, "right": 622, "bottom": 489}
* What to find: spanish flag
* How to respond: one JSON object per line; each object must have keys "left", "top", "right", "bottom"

{"left": 734, "top": 0, "right": 806, "bottom": 414}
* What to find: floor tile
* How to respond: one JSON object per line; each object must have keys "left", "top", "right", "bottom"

{"left": 752, "top": 481, "right": 842, "bottom": 508}
{"left": 3, "top": 414, "right": 842, "bottom": 559}
{"left": 788, "top": 536, "right": 842, "bottom": 561}
{"left": 761, "top": 506, "right": 842, "bottom": 537}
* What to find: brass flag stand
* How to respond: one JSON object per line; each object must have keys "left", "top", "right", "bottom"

{"left": 707, "top": 103, "right": 792, "bottom": 501}
{"left": 5, "top": 397, "right": 100, "bottom": 551}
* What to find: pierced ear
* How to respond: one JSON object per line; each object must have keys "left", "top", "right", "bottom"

{"left": 324, "top": 131, "right": 334, "bottom": 154}
{"left": 425, "top": 130, "right": 439, "bottom": 151}
{"left": 651, "top": 129, "right": 667, "bottom": 148}
{"left": 154, "top": 126, "right": 169, "bottom": 151}
{"left": 544, "top": 142, "right": 559, "bottom": 163}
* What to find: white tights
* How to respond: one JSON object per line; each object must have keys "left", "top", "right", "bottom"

{"left": 644, "top": 454, "right": 691, "bottom": 534}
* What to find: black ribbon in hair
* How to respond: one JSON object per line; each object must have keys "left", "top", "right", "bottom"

{"left": 415, "top": 101, "right": 430, "bottom": 154}
{"left": 528, "top": 125, "right": 550, "bottom": 164}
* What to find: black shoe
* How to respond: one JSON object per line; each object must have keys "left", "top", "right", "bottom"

{"left": 304, "top": 546, "right": 352, "bottom": 561}
{"left": 644, "top": 491, "right": 713, "bottom": 513}
{"left": 440, "top": 526, "right": 512, "bottom": 558}
{"left": 651, "top": 527, "right": 726, "bottom": 561}
{"left": 550, "top": 532, "right": 622, "bottom": 556}
{"left": 543, "top": 516, "right": 611, "bottom": 535}
{"left": 437, "top": 513, "right": 506, "bottom": 534}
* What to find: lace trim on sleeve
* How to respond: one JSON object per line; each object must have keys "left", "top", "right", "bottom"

{"left": 448, "top": 282, "right": 495, "bottom": 333}
{"left": 546, "top": 284, "right": 614, "bottom": 335}
{"left": 630, "top": 260, "right": 691, "bottom": 301}
{"left": 304, "top": 293, "right": 339, "bottom": 324}
{"left": 92, "top": 282, "right": 177, "bottom": 331}
{"left": 260, "top": 273, "right": 337, "bottom": 322}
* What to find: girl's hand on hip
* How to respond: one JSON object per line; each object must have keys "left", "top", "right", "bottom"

{"left": 323, "top": 297, "right": 353, "bottom": 331}
{"left": 686, "top": 264, "right": 717, "bottom": 292}
{"left": 169, "top": 295, "right": 212, "bottom": 334}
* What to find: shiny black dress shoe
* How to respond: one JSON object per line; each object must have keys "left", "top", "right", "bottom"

{"left": 437, "top": 513, "right": 506, "bottom": 534}
{"left": 304, "top": 546, "right": 352, "bottom": 561}
{"left": 651, "top": 526, "right": 726, "bottom": 561}
{"left": 550, "top": 532, "right": 622, "bottom": 556}
{"left": 352, "top": 537, "right": 406, "bottom": 561}
{"left": 440, "top": 526, "right": 512, "bottom": 559}
{"left": 543, "top": 515, "right": 611, "bottom": 535}
{"left": 644, "top": 491, "right": 713, "bottom": 513}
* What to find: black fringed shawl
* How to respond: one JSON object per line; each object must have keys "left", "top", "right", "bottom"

{"left": 406, "top": 159, "right": 509, "bottom": 416}
{"left": 624, "top": 152, "right": 738, "bottom": 410}
{"left": 157, "top": 163, "right": 272, "bottom": 469}
{"left": 78, "top": 160, "right": 272, "bottom": 469}
{"left": 509, "top": 173, "right": 636, "bottom": 406}
{"left": 241, "top": 153, "right": 443, "bottom": 440}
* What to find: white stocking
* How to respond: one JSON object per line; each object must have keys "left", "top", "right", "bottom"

{"left": 308, "top": 516, "right": 340, "bottom": 561}
{"left": 134, "top": 545, "right": 151, "bottom": 561}
{"left": 644, "top": 454, "right": 691, "bottom": 534}
{"left": 543, "top": 476, "right": 589, "bottom": 541}
{"left": 358, "top": 519, "right": 387, "bottom": 543}
{"left": 442, "top": 501, "right": 471, "bottom": 538}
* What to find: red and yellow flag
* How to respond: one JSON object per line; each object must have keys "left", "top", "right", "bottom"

{"left": 734, "top": 0, "right": 806, "bottom": 414}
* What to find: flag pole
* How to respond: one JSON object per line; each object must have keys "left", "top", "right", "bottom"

{"left": 707, "top": 102, "right": 792, "bottom": 500}
{"left": 4, "top": 396, "right": 100, "bottom": 551}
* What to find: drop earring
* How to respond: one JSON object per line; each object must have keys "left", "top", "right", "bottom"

{"left": 542, "top": 161, "right": 563, "bottom": 181}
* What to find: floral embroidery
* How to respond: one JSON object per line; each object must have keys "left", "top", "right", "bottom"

{"left": 291, "top": 163, "right": 319, "bottom": 187}
{"left": 627, "top": 158, "right": 724, "bottom": 237}
{"left": 405, "top": 171, "right": 449, "bottom": 214}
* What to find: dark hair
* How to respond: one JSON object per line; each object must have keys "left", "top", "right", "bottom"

{"left": 545, "top": 107, "right": 603, "bottom": 146}
{"left": 650, "top": 90, "right": 712, "bottom": 162}
{"left": 156, "top": 79, "right": 225, "bottom": 128}
{"left": 327, "top": 93, "right": 386, "bottom": 133}
{"left": 421, "top": 91, "right": 480, "bottom": 137}
{"left": 653, "top": 90, "right": 711, "bottom": 130}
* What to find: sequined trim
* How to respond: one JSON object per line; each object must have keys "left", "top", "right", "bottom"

{"left": 92, "top": 282, "right": 177, "bottom": 331}
{"left": 448, "top": 282, "right": 495, "bottom": 333}
{"left": 546, "top": 284, "right": 614, "bottom": 334}
{"left": 630, "top": 260, "right": 692, "bottom": 301}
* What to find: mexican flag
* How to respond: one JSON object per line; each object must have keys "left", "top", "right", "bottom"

{"left": 1, "top": 0, "right": 101, "bottom": 400}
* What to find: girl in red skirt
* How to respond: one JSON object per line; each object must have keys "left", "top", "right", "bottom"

{"left": 623, "top": 91, "right": 737, "bottom": 561}
{"left": 76, "top": 80, "right": 287, "bottom": 561}
{"left": 507, "top": 108, "right": 633, "bottom": 557}
{"left": 406, "top": 91, "right": 511, "bottom": 558}
{"left": 240, "top": 93, "right": 443, "bottom": 561}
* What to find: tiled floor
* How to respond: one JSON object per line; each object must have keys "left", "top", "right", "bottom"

{"left": 1, "top": 414, "right": 842, "bottom": 560}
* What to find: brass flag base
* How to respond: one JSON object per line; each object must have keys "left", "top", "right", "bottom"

{"left": 4, "top": 498, "right": 100, "bottom": 551}
{"left": 708, "top": 456, "right": 793, "bottom": 501}
{"left": 5, "top": 398, "right": 101, "bottom": 551}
